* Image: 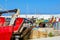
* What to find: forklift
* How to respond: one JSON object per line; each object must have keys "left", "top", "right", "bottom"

{"left": 0, "top": 9, "right": 35, "bottom": 40}
{"left": 0, "top": 9, "right": 24, "bottom": 40}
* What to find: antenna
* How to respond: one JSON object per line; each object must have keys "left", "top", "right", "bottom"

{"left": 0, "top": 0, "right": 7, "bottom": 11}
{"left": 35, "top": 8, "right": 37, "bottom": 18}
{"left": 35, "top": 8, "right": 37, "bottom": 15}
{"left": 5, "top": 0, "right": 7, "bottom": 10}
{"left": 26, "top": 4, "right": 29, "bottom": 15}
{"left": 0, "top": 4, "right": 5, "bottom": 10}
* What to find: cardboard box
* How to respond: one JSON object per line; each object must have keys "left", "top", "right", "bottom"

{"left": 29, "top": 28, "right": 54, "bottom": 39}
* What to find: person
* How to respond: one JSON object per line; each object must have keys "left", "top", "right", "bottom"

{"left": 39, "top": 23, "right": 43, "bottom": 28}
{"left": 43, "top": 23, "right": 45, "bottom": 28}
{"left": 39, "top": 22, "right": 45, "bottom": 28}
{"left": 30, "top": 16, "right": 36, "bottom": 25}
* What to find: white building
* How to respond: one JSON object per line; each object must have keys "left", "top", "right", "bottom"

{"left": 1, "top": 14, "right": 60, "bottom": 19}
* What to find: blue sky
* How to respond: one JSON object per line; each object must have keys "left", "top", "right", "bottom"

{"left": 0, "top": 0, "right": 60, "bottom": 14}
